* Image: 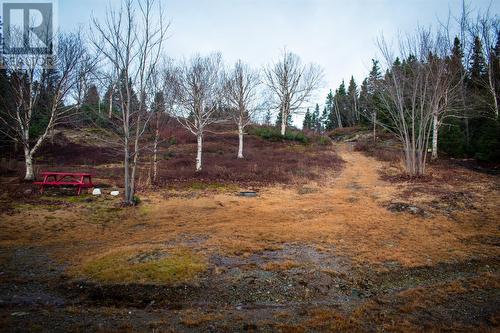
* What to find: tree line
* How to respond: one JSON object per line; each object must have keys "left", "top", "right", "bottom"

{"left": 304, "top": 6, "right": 499, "bottom": 176}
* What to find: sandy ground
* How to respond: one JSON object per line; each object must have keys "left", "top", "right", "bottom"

{"left": 0, "top": 143, "right": 499, "bottom": 332}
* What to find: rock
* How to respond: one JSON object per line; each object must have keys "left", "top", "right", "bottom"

{"left": 110, "top": 191, "right": 119, "bottom": 196}
{"left": 387, "top": 202, "right": 428, "bottom": 217}
{"left": 23, "top": 188, "right": 33, "bottom": 195}
{"left": 11, "top": 312, "right": 29, "bottom": 316}
{"left": 344, "top": 134, "right": 360, "bottom": 142}
{"left": 92, "top": 188, "right": 102, "bottom": 196}
{"left": 239, "top": 191, "right": 257, "bottom": 197}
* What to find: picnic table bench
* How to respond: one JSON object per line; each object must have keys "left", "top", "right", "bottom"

{"left": 33, "top": 172, "right": 94, "bottom": 195}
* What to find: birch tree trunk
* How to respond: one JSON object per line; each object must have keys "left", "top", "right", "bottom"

{"left": 129, "top": 125, "right": 141, "bottom": 204}
{"left": 196, "top": 132, "right": 203, "bottom": 172}
{"left": 153, "top": 129, "right": 159, "bottom": 183}
{"left": 238, "top": 124, "right": 244, "bottom": 159}
{"left": 373, "top": 112, "right": 377, "bottom": 142}
{"left": 24, "top": 149, "right": 35, "bottom": 181}
{"left": 130, "top": 155, "right": 138, "bottom": 204}
{"left": 487, "top": 78, "right": 499, "bottom": 117}
{"left": 280, "top": 111, "right": 286, "bottom": 136}
{"left": 124, "top": 142, "right": 132, "bottom": 204}
{"left": 431, "top": 111, "right": 439, "bottom": 160}
{"left": 108, "top": 88, "right": 113, "bottom": 119}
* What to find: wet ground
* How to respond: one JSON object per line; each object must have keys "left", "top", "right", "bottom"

{"left": 0, "top": 243, "right": 498, "bottom": 332}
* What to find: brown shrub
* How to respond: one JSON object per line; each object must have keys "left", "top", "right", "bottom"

{"left": 155, "top": 125, "right": 343, "bottom": 188}
{"left": 1, "top": 123, "right": 344, "bottom": 190}
{"left": 354, "top": 138, "right": 402, "bottom": 163}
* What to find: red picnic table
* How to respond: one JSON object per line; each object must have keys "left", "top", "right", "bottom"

{"left": 33, "top": 172, "right": 94, "bottom": 195}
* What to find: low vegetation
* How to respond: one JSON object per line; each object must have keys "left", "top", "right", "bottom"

{"left": 79, "top": 248, "right": 207, "bottom": 285}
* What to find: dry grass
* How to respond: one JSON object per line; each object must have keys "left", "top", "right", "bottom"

{"left": 292, "top": 271, "right": 500, "bottom": 332}
{"left": 179, "top": 310, "right": 223, "bottom": 328}
{"left": 0, "top": 144, "right": 498, "bottom": 282}
{"left": 261, "top": 260, "right": 300, "bottom": 271}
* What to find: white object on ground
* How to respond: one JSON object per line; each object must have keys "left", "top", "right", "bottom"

{"left": 92, "top": 188, "right": 102, "bottom": 196}
{"left": 110, "top": 191, "right": 120, "bottom": 196}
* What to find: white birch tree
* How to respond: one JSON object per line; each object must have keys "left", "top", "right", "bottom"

{"left": 223, "top": 60, "right": 261, "bottom": 159}
{"left": 263, "top": 49, "right": 323, "bottom": 136}
{"left": 376, "top": 28, "right": 460, "bottom": 175}
{"left": 171, "top": 53, "right": 223, "bottom": 172}
{"left": 0, "top": 32, "right": 89, "bottom": 180}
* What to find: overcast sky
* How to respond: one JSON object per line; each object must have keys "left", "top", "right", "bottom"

{"left": 59, "top": 0, "right": 499, "bottom": 124}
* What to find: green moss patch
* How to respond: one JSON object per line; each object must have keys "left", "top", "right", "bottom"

{"left": 80, "top": 248, "right": 207, "bottom": 285}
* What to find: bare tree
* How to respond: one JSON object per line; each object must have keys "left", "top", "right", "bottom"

{"left": 148, "top": 61, "right": 177, "bottom": 184}
{"left": 72, "top": 51, "right": 98, "bottom": 113}
{"left": 473, "top": 12, "right": 500, "bottom": 118}
{"left": 376, "top": 28, "right": 460, "bottom": 175}
{"left": 263, "top": 49, "right": 323, "bottom": 135}
{"left": 91, "top": 0, "right": 168, "bottom": 205}
{"left": 223, "top": 60, "right": 261, "bottom": 158}
{"left": 0, "top": 32, "right": 88, "bottom": 180}
{"left": 171, "top": 53, "right": 223, "bottom": 172}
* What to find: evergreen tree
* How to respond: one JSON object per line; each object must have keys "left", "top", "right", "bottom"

{"left": 79, "top": 84, "right": 102, "bottom": 127}
{"left": 312, "top": 104, "right": 321, "bottom": 132}
{"left": 303, "top": 108, "right": 312, "bottom": 130}
{"left": 438, "top": 118, "right": 466, "bottom": 157}
{"left": 438, "top": 36, "right": 468, "bottom": 157}
{"left": 31, "top": 68, "right": 60, "bottom": 138}
{"left": 368, "top": 59, "right": 382, "bottom": 93}
{"left": 320, "top": 106, "right": 329, "bottom": 132}
{"left": 83, "top": 85, "right": 100, "bottom": 106}
{"left": 264, "top": 109, "right": 272, "bottom": 126}
{"left": 103, "top": 70, "right": 139, "bottom": 118}
{"left": 469, "top": 36, "right": 487, "bottom": 85}
{"left": 325, "top": 90, "right": 335, "bottom": 130}
{"left": 276, "top": 110, "right": 292, "bottom": 128}
{"left": 152, "top": 91, "right": 166, "bottom": 114}
{"left": 449, "top": 37, "right": 465, "bottom": 80}
{"left": 366, "top": 59, "right": 383, "bottom": 138}
{"left": 335, "top": 80, "right": 348, "bottom": 128}
{"left": 0, "top": 64, "right": 14, "bottom": 149}
{"left": 347, "top": 76, "right": 358, "bottom": 125}
{"left": 358, "top": 78, "right": 369, "bottom": 125}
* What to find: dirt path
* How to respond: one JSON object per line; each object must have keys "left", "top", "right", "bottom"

{"left": 119, "top": 143, "right": 481, "bottom": 269}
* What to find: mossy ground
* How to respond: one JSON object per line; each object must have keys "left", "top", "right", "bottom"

{"left": 79, "top": 248, "right": 207, "bottom": 285}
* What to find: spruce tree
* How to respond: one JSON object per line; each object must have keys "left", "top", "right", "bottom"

{"left": 358, "top": 78, "right": 369, "bottom": 125}
{"left": 320, "top": 106, "right": 329, "bottom": 132}
{"left": 325, "top": 90, "right": 335, "bottom": 130}
{"left": 83, "top": 85, "right": 100, "bottom": 106}
{"left": 276, "top": 111, "right": 292, "bottom": 128}
{"left": 0, "top": 64, "right": 14, "bottom": 149}
{"left": 347, "top": 76, "right": 358, "bottom": 125}
{"left": 469, "top": 36, "right": 487, "bottom": 85}
{"left": 335, "top": 80, "right": 348, "bottom": 128}
{"left": 303, "top": 108, "right": 311, "bottom": 130}
{"left": 438, "top": 36, "right": 468, "bottom": 157}
{"left": 264, "top": 109, "right": 272, "bottom": 126}
{"left": 368, "top": 59, "right": 382, "bottom": 92}
{"left": 313, "top": 103, "right": 321, "bottom": 132}
{"left": 366, "top": 59, "right": 382, "bottom": 141}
